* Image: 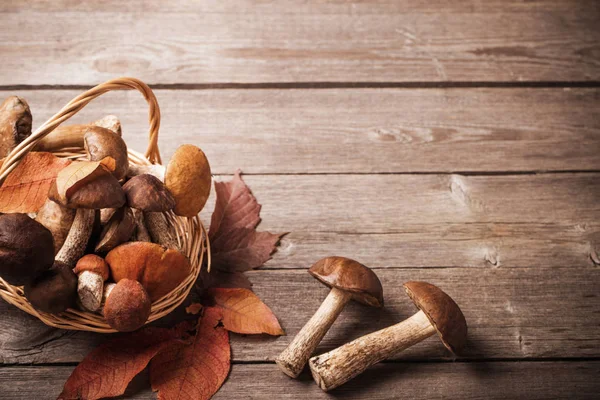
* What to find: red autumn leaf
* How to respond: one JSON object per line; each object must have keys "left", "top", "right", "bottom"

{"left": 150, "top": 307, "right": 231, "bottom": 400}
{"left": 209, "top": 288, "right": 285, "bottom": 336}
{"left": 209, "top": 171, "right": 285, "bottom": 272}
{"left": 0, "top": 152, "right": 71, "bottom": 213}
{"left": 58, "top": 326, "right": 188, "bottom": 400}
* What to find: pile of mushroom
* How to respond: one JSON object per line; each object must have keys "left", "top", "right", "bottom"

{"left": 0, "top": 100, "right": 212, "bottom": 332}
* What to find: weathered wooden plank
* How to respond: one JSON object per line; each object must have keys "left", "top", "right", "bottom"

{"left": 1, "top": 362, "right": 599, "bottom": 399}
{"left": 3, "top": 88, "right": 600, "bottom": 174}
{"left": 0, "top": 3, "right": 598, "bottom": 84}
{"left": 1, "top": 267, "right": 598, "bottom": 364}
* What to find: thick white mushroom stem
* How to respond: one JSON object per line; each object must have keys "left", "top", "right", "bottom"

{"left": 143, "top": 211, "right": 180, "bottom": 250}
{"left": 127, "top": 163, "right": 165, "bottom": 180}
{"left": 77, "top": 271, "right": 104, "bottom": 312}
{"left": 309, "top": 310, "right": 436, "bottom": 392}
{"left": 55, "top": 209, "right": 95, "bottom": 268}
{"left": 276, "top": 287, "right": 352, "bottom": 378}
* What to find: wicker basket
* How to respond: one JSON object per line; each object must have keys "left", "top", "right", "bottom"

{"left": 0, "top": 77, "right": 210, "bottom": 333}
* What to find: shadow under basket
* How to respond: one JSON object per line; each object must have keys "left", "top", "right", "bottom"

{"left": 0, "top": 77, "right": 210, "bottom": 333}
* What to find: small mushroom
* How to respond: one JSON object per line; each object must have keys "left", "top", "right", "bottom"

{"left": 35, "top": 199, "right": 76, "bottom": 254}
{"left": 103, "top": 279, "right": 151, "bottom": 332}
{"left": 35, "top": 115, "right": 121, "bottom": 152}
{"left": 24, "top": 261, "right": 78, "bottom": 313}
{"left": 309, "top": 281, "right": 468, "bottom": 391}
{"left": 275, "top": 257, "right": 383, "bottom": 378}
{"left": 73, "top": 254, "right": 110, "bottom": 312}
{"left": 105, "top": 241, "right": 191, "bottom": 302}
{"left": 123, "top": 174, "right": 178, "bottom": 248}
{"left": 0, "top": 96, "right": 32, "bottom": 158}
{"left": 0, "top": 213, "right": 55, "bottom": 286}
{"left": 94, "top": 207, "right": 136, "bottom": 253}
{"left": 84, "top": 126, "right": 129, "bottom": 180}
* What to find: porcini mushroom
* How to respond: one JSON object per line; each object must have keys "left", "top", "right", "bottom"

{"left": 35, "top": 115, "right": 121, "bottom": 152}
{"left": 50, "top": 162, "right": 125, "bottom": 268}
{"left": 275, "top": 257, "right": 383, "bottom": 378}
{"left": 35, "top": 199, "right": 76, "bottom": 254}
{"left": 73, "top": 254, "right": 110, "bottom": 312}
{"left": 103, "top": 279, "right": 151, "bottom": 332}
{"left": 25, "top": 261, "right": 78, "bottom": 313}
{"left": 84, "top": 127, "right": 129, "bottom": 180}
{"left": 105, "top": 241, "right": 191, "bottom": 302}
{"left": 122, "top": 174, "right": 177, "bottom": 248}
{"left": 0, "top": 96, "right": 32, "bottom": 158}
{"left": 0, "top": 213, "right": 55, "bottom": 286}
{"left": 127, "top": 144, "right": 211, "bottom": 216}
{"left": 309, "top": 281, "right": 467, "bottom": 391}
{"left": 94, "top": 207, "right": 136, "bottom": 253}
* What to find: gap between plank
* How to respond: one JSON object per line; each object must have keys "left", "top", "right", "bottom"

{"left": 2, "top": 81, "right": 600, "bottom": 90}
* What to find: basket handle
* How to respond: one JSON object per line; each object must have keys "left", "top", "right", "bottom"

{"left": 0, "top": 77, "right": 161, "bottom": 183}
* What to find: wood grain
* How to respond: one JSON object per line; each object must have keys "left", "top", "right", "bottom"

{"left": 2, "top": 89, "right": 599, "bottom": 174}
{"left": 0, "top": 2, "right": 598, "bottom": 84}
{"left": 1, "top": 362, "right": 599, "bottom": 399}
{"left": 1, "top": 267, "right": 598, "bottom": 365}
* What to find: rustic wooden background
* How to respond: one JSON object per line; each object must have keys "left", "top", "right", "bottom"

{"left": 1, "top": 1, "right": 600, "bottom": 398}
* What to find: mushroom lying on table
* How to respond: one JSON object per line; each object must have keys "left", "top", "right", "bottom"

{"left": 276, "top": 257, "right": 383, "bottom": 378}
{"left": 309, "top": 281, "right": 467, "bottom": 391}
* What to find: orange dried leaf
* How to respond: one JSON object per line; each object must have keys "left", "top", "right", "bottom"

{"left": 0, "top": 152, "right": 71, "bottom": 213}
{"left": 209, "top": 288, "right": 285, "bottom": 336}
{"left": 58, "top": 327, "right": 186, "bottom": 400}
{"left": 150, "top": 307, "right": 231, "bottom": 400}
{"left": 53, "top": 157, "right": 115, "bottom": 204}
{"left": 186, "top": 302, "right": 203, "bottom": 315}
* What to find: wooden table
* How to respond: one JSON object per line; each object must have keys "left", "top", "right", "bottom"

{"left": 1, "top": 1, "right": 599, "bottom": 398}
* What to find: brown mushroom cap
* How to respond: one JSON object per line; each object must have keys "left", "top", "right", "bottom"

{"left": 0, "top": 96, "right": 32, "bottom": 157}
{"left": 84, "top": 127, "right": 129, "bottom": 180}
{"left": 103, "top": 279, "right": 151, "bottom": 332}
{"left": 105, "top": 241, "right": 191, "bottom": 302}
{"left": 73, "top": 254, "right": 110, "bottom": 280}
{"left": 25, "top": 261, "right": 78, "bottom": 313}
{"left": 0, "top": 214, "right": 55, "bottom": 286}
{"left": 308, "top": 256, "right": 383, "bottom": 307}
{"left": 164, "top": 145, "right": 212, "bottom": 217}
{"left": 403, "top": 281, "right": 467, "bottom": 355}
{"left": 123, "top": 174, "right": 176, "bottom": 212}
{"left": 94, "top": 207, "right": 136, "bottom": 253}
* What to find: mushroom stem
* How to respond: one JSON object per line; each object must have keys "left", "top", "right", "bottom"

{"left": 35, "top": 115, "right": 121, "bottom": 152}
{"left": 276, "top": 287, "right": 352, "bottom": 378}
{"left": 309, "top": 310, "right": 435, "bottom": 392}
{"left": 127, "top": 163, "right": 165, "bottom": 180}
{"left": 55, "top": 209, "right": 95, "bottom": 268}
{"left": 77, "top": 270, "right": 104, "bottom": 312}
{"left": 143, "top": 211, "right": 180, "bottom": 250}
{"left": 132, "top": 209, "right": 152, "bottom": 242}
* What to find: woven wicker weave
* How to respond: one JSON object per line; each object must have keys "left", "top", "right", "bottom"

{"left": 0, "top": 77, "right": 210, "bottom": 333}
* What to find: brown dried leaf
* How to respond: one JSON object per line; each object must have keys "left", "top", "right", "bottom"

{"left": 58, "top": 326, "right": 187, "bottom": 400}
{"left": 0, "top": 152, "right": 71, "bottom": 213}
{"left": 150, "top": 307, "right": 231, "bottom": 400}
{"left": 52, "top": 157, "right": 115, "bottom": 205}
{"left": 209, "top": 288, "right": 285, "bottom": 336}
{"left": 209, "top": 171, "right": 285, "bottom": 272}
